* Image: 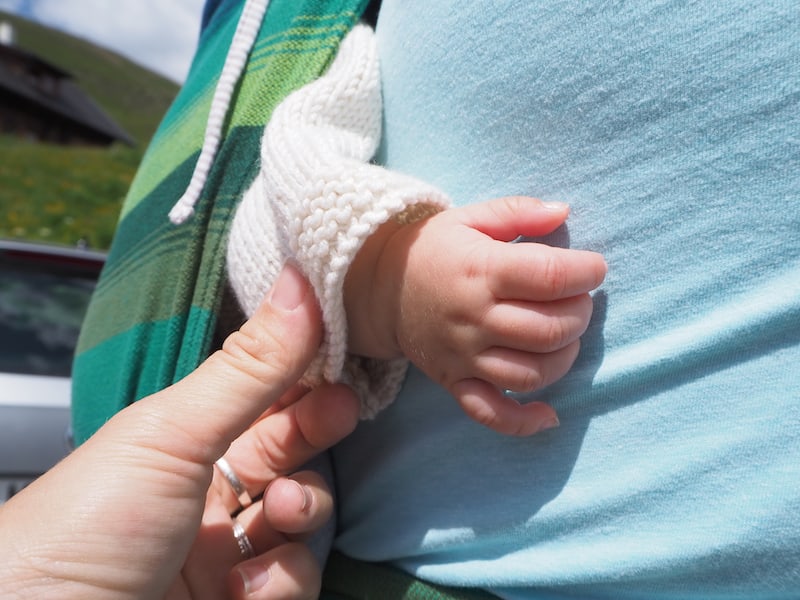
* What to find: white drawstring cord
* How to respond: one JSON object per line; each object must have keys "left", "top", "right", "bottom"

{"left": 169, "top": 0, "right": 271, "bottom": 224}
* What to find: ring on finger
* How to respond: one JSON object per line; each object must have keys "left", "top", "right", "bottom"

{"left": 232, "top": 519, "right": 255, "bottom": 560}
{"left": 215, "top": 457, "right": 253, "bottom": 511}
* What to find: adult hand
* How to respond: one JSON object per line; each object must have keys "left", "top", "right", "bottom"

{"left": 0, "top": 264, "right": 360, "bottom": 600}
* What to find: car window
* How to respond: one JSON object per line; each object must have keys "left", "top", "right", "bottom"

{"left": 0, "top": 261, "right": 97, "bottom": 378}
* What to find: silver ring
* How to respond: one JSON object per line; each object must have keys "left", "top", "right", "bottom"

{"left": 232, "top": 520, "right": 255, "bottom": 559}
{"left": 215, "top": 457, "right": 253, "bottom": 510}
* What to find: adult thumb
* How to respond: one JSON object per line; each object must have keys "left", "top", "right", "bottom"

{"left": 132, "top": 263, "right": 323, "bottom": 462}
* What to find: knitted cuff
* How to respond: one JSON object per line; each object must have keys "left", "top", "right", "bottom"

{"left": 227, "top": 24, "right": 451, "bottom": 418}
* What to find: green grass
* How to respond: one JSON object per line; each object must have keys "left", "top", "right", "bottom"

{"left": 0, "top": 11, "right": 181, "bottom": 250}
{"left": 0, "top": 136, "right": 139, "bottom": 249}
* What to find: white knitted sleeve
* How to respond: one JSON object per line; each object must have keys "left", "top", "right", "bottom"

{"left": 226, "top": 24, "right": 451, "bottom": 418}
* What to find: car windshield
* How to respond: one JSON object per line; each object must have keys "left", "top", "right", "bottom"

{"left": 0, "top": 259, "right": 97, "bottom": 378}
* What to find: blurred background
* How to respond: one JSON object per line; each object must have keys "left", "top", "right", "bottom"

{"left": 0, "top": 0, "right": 204, "bottom": 249}
{"left": 0, "top": 0, "right": 205, "bottom": 501}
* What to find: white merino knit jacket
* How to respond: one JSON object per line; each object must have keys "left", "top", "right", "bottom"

{"left": 226, "top": 24, "right": 451, "bottom": 418}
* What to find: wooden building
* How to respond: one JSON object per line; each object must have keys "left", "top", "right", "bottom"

{"left": 0, "top": 24, "right": 133, "bottom": 147}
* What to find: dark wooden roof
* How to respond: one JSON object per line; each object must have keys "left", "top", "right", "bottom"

{"left": 0, "top": 43, "right": 134, "bottom": 146}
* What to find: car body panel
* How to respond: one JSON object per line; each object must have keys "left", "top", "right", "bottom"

{"left": 0, "top": 240, "right": 104, "bottom": 501}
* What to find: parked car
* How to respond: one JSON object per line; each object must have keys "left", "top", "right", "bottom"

{"left": 0, "top": 239, "right": 105, "bottom": 503}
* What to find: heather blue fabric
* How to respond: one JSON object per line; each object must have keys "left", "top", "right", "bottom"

{"left": 331, "top": 1, "right": 800, "bottom": 598}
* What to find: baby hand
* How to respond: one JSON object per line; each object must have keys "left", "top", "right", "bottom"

{"left": 346, "top": 196, "right": 607, "bottom": 436}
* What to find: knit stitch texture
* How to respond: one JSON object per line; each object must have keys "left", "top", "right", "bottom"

{"left": 227, "top": 24, "right": 450, "bottom": 418}
{"left": 71, "top": 0, "right": 373, "bottom": 444}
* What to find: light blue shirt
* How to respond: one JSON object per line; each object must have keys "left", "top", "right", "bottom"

{"left": 331, "top": 2, "right": 800, "bottom": 598}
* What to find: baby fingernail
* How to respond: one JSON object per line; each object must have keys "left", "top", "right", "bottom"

{"left": 542, "top": 201, "right": 569, "bottom": 211}
{"left": 238, "top": 565, "right": 271, "bottom": 596}
{"left": 538, "top": 417, "right": 560, "bottom": 432}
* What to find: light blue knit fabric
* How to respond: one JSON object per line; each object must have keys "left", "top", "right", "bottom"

{"left": 331, "top": 1, "right": 800, "bottom": 598}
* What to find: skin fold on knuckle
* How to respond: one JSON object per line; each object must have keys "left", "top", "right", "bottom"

{"left": 459, "top": 238, "right": 493, "bottom": 288}
{"left": 473, "top": 349, "right": 546, "bottom": 394}
{"left": 470, "top": 398, "right": 526, "bottom": 436}
{"left": 558, "top": 295, "right": 593, "bottom": 343}
{"left": 494, "top": 361, "right": 544, "bottom": 394}
{"left": 464, "top": 397, "right": 501, "bottom": 431}
{"left": 514, "top": 366, "right": 545, "bottom": 394}
{"left": 541, "top": 314, "right": 572, "bottom": 351}
{"left": 488, "top": 195, "right": 519, "bottom": 229}
{"left": 249, "top": 411, "right": 303, "bottom": 476}
{"left": 220, "top": 321, "right": 306, "bottom": 390}
{"left": 538, "top": 253, "right": 569, "bottom": 298}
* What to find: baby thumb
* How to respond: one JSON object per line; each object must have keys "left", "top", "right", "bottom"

{"left": 462, "top": 196, "right": 570, "bottom": 241}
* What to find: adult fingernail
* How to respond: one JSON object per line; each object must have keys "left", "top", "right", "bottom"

{"left": 237, "top": 565, "right": 271, "bottom": 596}
{"left": 270, "top": 263, "right": 306, "bottom": 310}
{"left": 289, "top": 479, "right": 313, "bottom": 512}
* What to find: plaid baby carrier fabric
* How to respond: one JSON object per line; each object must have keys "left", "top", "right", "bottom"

{"left": 72, "top": 0, "right": 371, "bottom": 442}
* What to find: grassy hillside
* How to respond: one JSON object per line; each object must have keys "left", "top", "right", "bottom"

{"left": 0, "top": 11, "right": 181, "bottom": 249}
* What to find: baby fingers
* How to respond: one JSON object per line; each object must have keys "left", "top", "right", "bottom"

{"left": 452, "top": 378, "right": 561, "bottom": 436}
{"left": 488, "top": 242, "right": 607, "bottom": 301}
{"left": 481, "top": 293, "right": 595, "bottom": 353}
{"left": 470, "top": 341, "right": 582, "bottom": 394}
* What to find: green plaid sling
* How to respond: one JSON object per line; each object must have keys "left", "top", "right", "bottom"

{"left": 72, "top": 0, "right": 370, "bottom": 442}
